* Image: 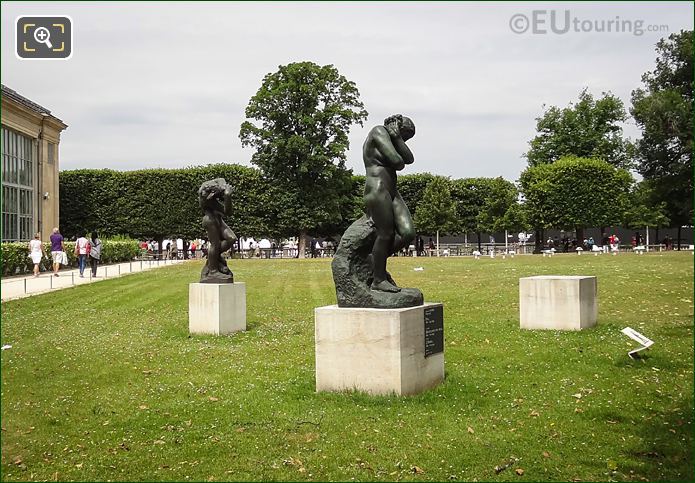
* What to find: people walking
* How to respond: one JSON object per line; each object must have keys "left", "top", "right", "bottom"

{"left": 74, "top": 233, "right": 91, "bottom": 277}
{"left": 602, "top": 233, "right": 610, "bottom": 253}
{"left": 49, "top": 227, "right": 65, "bottom": 276}
{"left": 28, "top": 232, "right": 45, "bottom": 277}
{"left": 89, "top": 231, "right": 102, "bottom": 277}
{"left": 417, "top": 236, "right": 424, "bottom": 256}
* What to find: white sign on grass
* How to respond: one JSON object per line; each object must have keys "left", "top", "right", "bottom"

{"left": 621, "top": 327, "right": 654, "bottom": 359}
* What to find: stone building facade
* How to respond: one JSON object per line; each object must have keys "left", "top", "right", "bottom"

{"left": 1, "top": 85, "right": 68, "bottom": 242}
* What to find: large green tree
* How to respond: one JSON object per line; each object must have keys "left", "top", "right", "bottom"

{"left": 526, "top": 89, "right": 632, "bottom": 169}
{"left": 239, "top": 61, "right": 368, "bottom": 257}
{"left": 520, "top": 156, "right": 633, "bottom": 248}
{"left": 414, "top": 176, "right": 458, "bottom": 256}
{"left": 631, "top": 30, "right": 693, "bottom": 248}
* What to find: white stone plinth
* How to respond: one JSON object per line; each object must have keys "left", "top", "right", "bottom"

{"left": 189, "top": 282, "right": 246, "bottom": 335}
{"left": 520, "top": 276, "right": 597, "bottom": 330}
{"left": 315, "top": 303, "right": 444, "bottom": 396}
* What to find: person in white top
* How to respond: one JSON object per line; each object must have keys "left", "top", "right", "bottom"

{"left": 74, "top": 233, "right": 91, "bottom": 278}
{"left": 28, "top": 232, "right": 45, "bottom": 277}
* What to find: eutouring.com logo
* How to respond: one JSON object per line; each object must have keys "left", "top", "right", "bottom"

{"left": 509, "top": 10, "right": 670, "bottom": 37}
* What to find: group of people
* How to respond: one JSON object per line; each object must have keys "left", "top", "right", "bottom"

{"left": 309, "top": 238, "right": 335, "bottom": 258}
{"left": 393, "top": 236, "right": 436, "bottom": 257}
{"left": 28, "top": 228, "right": 101, "bottom": 278}
{"left": 599, "top": 233, "right": 621, "bottom": 253}
{"left": 139, "top": 239, "right": 210, "bottom": 260}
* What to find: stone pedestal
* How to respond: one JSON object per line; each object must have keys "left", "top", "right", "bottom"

{"left": 315, "top": 303, "right": 444, "bottom": 396}
{"left": 519, "top": 276, "right": 597, "bottom": 330}
{"left": 189, "top": 282, "right": 246, "bottom": 335}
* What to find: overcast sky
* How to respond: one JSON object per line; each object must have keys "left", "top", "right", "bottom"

{"left": 2, "top": 1, "right": 692, "bottom": 180}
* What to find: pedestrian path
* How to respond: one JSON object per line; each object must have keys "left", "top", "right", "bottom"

{"left": 1, "top": 258, "right": 188, "bottom": 302}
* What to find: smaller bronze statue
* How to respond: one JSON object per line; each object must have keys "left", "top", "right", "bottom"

{"left": 199, "top": 178, "right": 236, "bottom": 283}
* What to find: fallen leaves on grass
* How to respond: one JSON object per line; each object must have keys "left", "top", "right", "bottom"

{"left": 411, "top": 465, "right": 424, "bottom": 474}
{"left": 515, "top": 468, "right": 525, "bottom": 475}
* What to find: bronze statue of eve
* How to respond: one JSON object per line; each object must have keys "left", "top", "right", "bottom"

{"left": 331, "top": 113, "right": 423, "bottom": 309}
{"left": 362, "top": 114, "right": 416, "bottom": 293}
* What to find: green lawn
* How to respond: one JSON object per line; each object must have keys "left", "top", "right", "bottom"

{"left": 1, "top": 253, "right": 693, "bottom": 482}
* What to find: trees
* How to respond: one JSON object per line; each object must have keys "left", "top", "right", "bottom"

{"left": 449, "top": 178, "right": 518, "bottom": 251}
{"left": 525, "top": 89, "right": 633, "bottom": 169}
{"left": 520, "top": 156, "right": 633, "bottom": 244}
{"left": 413, "top": 176, "right": 458, "bottom": 255}
{"left": 631, "top": 30, "right": 693, "bottom": 249}
{"left": 475, "top": 178, "right": 524, "bottom": 251}
{"left": 239, "top": 61, "right": 368, "bottom": 257}
{"left": 623, "top": 181, "right": 670, "bottom": 248}
{"left": 59, "top": 165, "right": 273, "bottom": 246}
{"left": 475, "top": 177, "right": 520, "bottom": 232}
{"left": 397, "top": 173, "right": 438, "bottom": 221}
{"left": 449, "top": 178, "right": 490, "bottom": 250}
{"left": 518, "top": 163, "right": 554, "bottom": 253}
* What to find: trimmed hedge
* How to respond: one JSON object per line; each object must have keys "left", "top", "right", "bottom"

{"left": 1, "top": 240, "right": 140, "bottom": 276}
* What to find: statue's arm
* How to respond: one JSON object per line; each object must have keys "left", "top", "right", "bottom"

{"left": 390, "top": 134, "right": 414, "bottom": 165}
{"left": 223, "top": 184, "right": 233, "bottom": 215}
{"left": 371, "top": 127, "right": 405, "bottom": 170}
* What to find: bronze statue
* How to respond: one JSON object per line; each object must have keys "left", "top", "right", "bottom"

{"left": 363, "top": 114, "right": 417, "bottom": 292}
{"left": 199, "top": 178, "right": 236, "bottom": 283}
{"left": 332, "top": 115, "right": 423, "bottom": 308}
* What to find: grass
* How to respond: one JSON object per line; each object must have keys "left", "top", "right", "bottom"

{"left": 1, "top": 252, "right": 693, "bottom": 482}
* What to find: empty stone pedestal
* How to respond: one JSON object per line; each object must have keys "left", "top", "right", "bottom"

{"left": 315, "top": 303, "right": 444, "bottom": 396}
{"left": 519, "top": 276, "right": 597, "bottom": 330}
{"left": 189, "top": 282, "right": 246, "bottom": 335}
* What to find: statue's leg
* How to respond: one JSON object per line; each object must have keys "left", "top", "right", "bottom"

{"left": 392, "top": 193, "right": 416, "bottom": 254}
{"left": 216, "top": 220, "right": 236, "bottom": 274}
{"left": 367, "top": 190, "right": 400, "bottom": 293}
{"left": 220, "top": 221, "right": 237, "bottom": 252}
{"left": 204, "top": 214, "right": 221, "bottom": 276}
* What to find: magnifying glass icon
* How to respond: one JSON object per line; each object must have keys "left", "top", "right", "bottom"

{"left": 33, "top": 27, "right": 53, "bottom": 49}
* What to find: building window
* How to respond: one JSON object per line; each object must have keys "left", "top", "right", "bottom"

{"left": 1, "top": 127, "right": 35, "bottom": 242}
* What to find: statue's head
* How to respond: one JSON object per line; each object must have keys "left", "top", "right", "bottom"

{"left": 384, "top": 114, "right": 415, "bottom": 141}
{"left": 198, "top": 178, "right": 227, "bottom": 209}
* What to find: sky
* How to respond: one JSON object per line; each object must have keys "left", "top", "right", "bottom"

{"left": 2, "top": 1, "right": 693, "bottom": 181}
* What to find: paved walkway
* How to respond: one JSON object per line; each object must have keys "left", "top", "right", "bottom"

{"left": 1, "top": 258, "right": 188, "bottom": 302}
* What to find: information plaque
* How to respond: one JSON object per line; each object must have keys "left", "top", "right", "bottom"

{"left": 424, "top": 305, "right": 444, "bottom": 357}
